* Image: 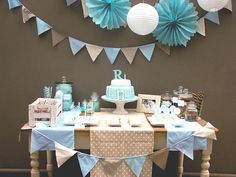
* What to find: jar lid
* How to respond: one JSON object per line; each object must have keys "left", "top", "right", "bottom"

{"left": 55, "top": 76, "right": 73, "bottom": 85}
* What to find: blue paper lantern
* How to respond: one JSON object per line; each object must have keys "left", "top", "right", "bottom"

{"left": 153, "top": 0, "right": 198, "bottom": 46}
{"left": 86, "top": 0, "right": 131, "bottom": 30}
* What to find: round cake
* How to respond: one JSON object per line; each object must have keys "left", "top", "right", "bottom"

{"left": 106, "top": 79, "right": 135, "bottom": 100}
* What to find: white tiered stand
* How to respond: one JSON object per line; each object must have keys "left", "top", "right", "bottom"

{"left": 101, "top": 95, "right": 138, "bottom": 114}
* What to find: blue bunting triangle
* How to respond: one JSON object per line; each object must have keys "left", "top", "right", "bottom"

{"left": 104, "top": 47, "right": 120, "bottom": 64}
{"left": 36, "top": 17, "right": 52, "bottom": 36}
{"left": 139, "top": 43, "right": 155, "bottom": 61}
{"left": 77, "top": 152, "right": 99, "bottom": 177}
{"left": 66, "top": 0, "right": 77, "bottom": 6}
{"left": 204, "top": 12, "right": 220, "bottom": 25}
{"left": 124, "top": 156, "right": 146, "bottom": 177}
{"left": 68, "top": 37, "right": 85, "bottom": 55}
{"left": 8, "top": 0, "right": 22, "bottom": 9}
{"left": 172, "top": 136, "right": 194, "bottom": 160}
{"left": 31, "top": 129, "right": 55, "bottom": 153}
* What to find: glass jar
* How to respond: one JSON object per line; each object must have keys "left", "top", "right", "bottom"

{"left": 161, "top": 91, "right": 172, "bottom": 107}
{"left": 185, "top": 102, "right": 198, "bottom": 121}
{"left": 91, "top": 92, "right": 100, "bottom": 112}
{"left": 55, "top": 76, "right": 73, "bottom": 111}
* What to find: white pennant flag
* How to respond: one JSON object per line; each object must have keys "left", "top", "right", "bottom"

{"left": 81, "top": 0, "right": 89, "bottom": 18}
{"left": 197, "top": 17, "right": 206, "bottom": 36}
{"left": 22, "top": 6, "right": 35, "bottom": 23}
{"left": 193, "top": 128, "right": 217, "bottom": 140}
{"left": 86, "top": 44, "right": 103, "bottom": 62}
{"left": 224, "top": 0, "right": 232, "bottom": 11}
{"left": 55, "top": 142, "right": 77, "bottom": 168}
{"left": 121, "top": 47, "right": 138, "bottom": 64}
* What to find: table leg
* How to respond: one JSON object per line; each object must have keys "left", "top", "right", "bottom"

{"left": 46, "top": 151, "right": 53, "bottom": 177}
{"left": 30, "top": 151, "right": 40, "bottom": 177}
{"left": 178, "top": 152, "right": 184, "bottom": 177}
{"left": 200, "top": 139, "right": 213, "bottom": 177}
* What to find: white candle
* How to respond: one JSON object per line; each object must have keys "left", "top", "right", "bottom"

{"left": 124, "top": 74, "right": 126, "bottom": 79}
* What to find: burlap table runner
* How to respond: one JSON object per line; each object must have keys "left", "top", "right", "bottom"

{"left": 90, "top": 110, "right": 154, "bottom": 177}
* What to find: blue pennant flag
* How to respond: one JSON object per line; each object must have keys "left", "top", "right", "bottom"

{"left": 124, "top": 156, "right": 146, "bottom": 177}
{"left": 30, "top": 125, "right": 74, "bottom": 154}
{"left": 8, "top": 0, "right": 22, "bottom": 9}
{"left": 66, "top": 0, "right": 77, "bottom": 6}
{"left": 77, "top": 152, "right": 99, "bottom": 177}
{"left": 104, "top": 47, "right": 120, "bottom": 64}
{"left": 204, "top": 12, "right": 220, "bottom": 25}
{"left": 36, "top": 17, "right": 51, "bottom": 36}
{"left": 139, "top": 43, "right": 155, "bottom": 61}
{"left": 68, "top": 37, "right": 85, "bottom": 55}
{"left": 173, "top": 136, "right": 194, "bottom": 160}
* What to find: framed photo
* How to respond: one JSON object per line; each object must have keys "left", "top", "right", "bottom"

{"left": 136, "top": 94, "right": 161, "bottom": 113}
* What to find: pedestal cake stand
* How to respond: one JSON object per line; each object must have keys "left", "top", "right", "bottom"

{"left": 101, "top": 95, "right": 138, "bottom": 114}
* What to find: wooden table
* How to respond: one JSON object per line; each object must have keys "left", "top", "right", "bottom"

{"left": 21, "top": 112, "right": 218, "bottom": 177}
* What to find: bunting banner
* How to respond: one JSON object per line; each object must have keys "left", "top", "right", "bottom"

{"left": 55, "top": 142, "right": 77, "bottom": 167}
{"left": 124, "top": 156, "right": 146, "bottom": 177}
{"left": 100, "top": 158, "right": 122, "bottom": 176}
{"left": 6, "top": 0, "right": 233, "bottom": 64}
{"left": 81, "top": 0, "right": 89, "bottom": 18}
{"left": 66, "top": 0, "right": 77, "bottom": 6}
{"left": 36, "top": 17, "right": 51, "bottom": 36}
{"left": 148, "top": 148, "right": 169, "bottom": 170}
{"left": 121, "top": 47, "right": 138, "bottom": 64}
{"left": 86, "top": 44, "right": 103, "bottom": 62}
{"left": 197, "top": 17, "right": 206, "bottom": 36}
{"left": 104, "top": 47, "right": 121, "bottom": 64}
{"left": 22, "top": 6, "right": 35, "bottom": 23}
{"left": 225, "top": 0, "right": 233, "bottom": 11}
{"left": 139, "top": 43, "right": 155, "bottom": 62}
{"left": 172, "top": 136, "right": 194, "bottom": 160}
{"left": 77, "top": 152, "right": 99, "bottom": 177}
{"left": 52, "top": 30, "right": 66, "bottom": 47}
{"left": 68, "top": 37, "right": 85, "bottom": 55}
{"left": 204, "top": 12, "right": 220, "bottom": 25}
{"left": 8, "top": 0, "right": 21, "bottom": 9}
{"left": 29, "top": 131, "right": 215, "bottom": 177}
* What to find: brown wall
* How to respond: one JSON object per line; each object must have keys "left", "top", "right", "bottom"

{"left": 0, "top": 0, "right": 236, "bottom": 174}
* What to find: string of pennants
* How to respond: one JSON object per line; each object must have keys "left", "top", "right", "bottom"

{"left": 54, "top": 142, "right": 169, "bottom": 177}
{"left": 30, "top": 127, "right": 217, "bottom": 177}
{"left": 7, "top": 0, "right": 233, "bottom": 64}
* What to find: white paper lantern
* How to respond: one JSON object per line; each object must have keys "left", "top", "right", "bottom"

{"left": 197, "top": 0, "right": 229, "bottom": 12}
{"left": 127, "top": 3, "right": 159, "bottom": 35}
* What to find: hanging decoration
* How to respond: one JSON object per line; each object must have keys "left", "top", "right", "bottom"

{"left": 197, "top": 0, "right": 229, "bottom": 12}
{"left": 5, "top": 0, "right": 233, "bottom": 64}
{"left": 153, "top": 0, "right": 198, "bottom": 47}
{"left": 86, "top": 0, "right": 131, "bottom": 30}
{"left": 127, "top": 3, "right": 159, "bottom": 35}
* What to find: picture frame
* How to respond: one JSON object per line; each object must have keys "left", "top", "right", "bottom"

{"left": 136, "top": 94, "right": 161, "bottom": 114}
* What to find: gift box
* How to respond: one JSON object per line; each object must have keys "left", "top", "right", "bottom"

{"left": 28, "top": 98, "right": 62, "bottom": 127}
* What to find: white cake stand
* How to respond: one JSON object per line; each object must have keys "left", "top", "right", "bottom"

{"left": 101, "top": 95, "right": 138, "bottom": 115}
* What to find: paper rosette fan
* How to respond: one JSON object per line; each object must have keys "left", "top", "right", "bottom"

{"left": 153, "top": 0, "right": 198, "bottom": 46}
{"left": 86, "top": 0, "right": 131, "bottom": 30}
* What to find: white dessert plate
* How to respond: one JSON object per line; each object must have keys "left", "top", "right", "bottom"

{"left": 147, "top": 116, "right": 165, "bottom": 127}
{"left": 64, "top": 116, "right": 98, "bottom": 126}
{"left": 129, "top": 118, "right": 142, "bottom": 127}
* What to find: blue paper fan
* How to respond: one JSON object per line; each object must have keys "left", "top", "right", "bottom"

{"left": 153, "top": 0, "right": 198, "bottom": 46}
{"left": 86, "top": 0, "right": 131, "bottom": 30}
